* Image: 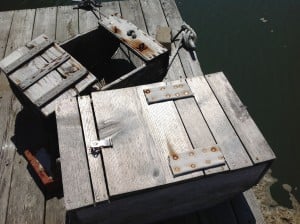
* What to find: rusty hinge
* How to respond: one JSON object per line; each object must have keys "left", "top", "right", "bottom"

{"left": 143, "top": 82, "right": 193, "bottom": 104}
{"left": 169, "top": 145, "right": 225, "bottom": 177}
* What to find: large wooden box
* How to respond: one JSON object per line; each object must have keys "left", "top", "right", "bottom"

{"left": 55, "top": 72, "right": 275, "bottom": 224}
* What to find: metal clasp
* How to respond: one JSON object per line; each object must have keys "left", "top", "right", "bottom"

{"left": 90, "top": 138, "right": 113, "bottom": 157}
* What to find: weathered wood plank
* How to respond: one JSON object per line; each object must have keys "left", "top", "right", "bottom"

{"left": 56, "top": 97, "right": 94, "bottom": 210}
{"left": 243, "top": 190, "right": 266, "bottom": 224}
{"left": 78, "top": 96, "right": 108, "bottom": 202}
{"left": 119, "top": 0, "right": 146, "bottom": 67}
{"left": 78, "top": 8, "right": 99, "bottom": 34}
{"left": 91, "top": 88, "right": 166, "bottom": 196}
{"left": 56, "top": 6, "right": 79, "bottom": 42}
{"left": 187, "top": 76, "right": 253, "bottom": 170}
{"left": 4, "top": 9, "right": 46, "bottom": 224}
{"left": 45, "top": 197, "right": 65, "bottom": 224}
{"left": 160, "top": 0, "right": 204, "bottom": 77}
{"left": 140, "top": 0, "right": 184, "bottom": 81}
{"left": 136, "top": 82, "right": 204, "bottom": 182}
{"left": 206, "top": 72, "right": 275, "bottom": 163}
{"left": 32, "top": 7, "right": 57, "bottom": 39}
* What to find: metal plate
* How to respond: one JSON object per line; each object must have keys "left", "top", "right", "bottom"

{"left": 169, "top": 145, "right": 225, "bottom": 177}
{"left": 144, "top": 82, "right": 193, "bottom": 104}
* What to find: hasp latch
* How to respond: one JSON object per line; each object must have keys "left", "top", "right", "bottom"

{"left": 90, "top": 138, "right": 113, "bottom": 157}
{"left": 169, "top": 145, "right": 225, "bottom": 177}
{"left": 143, "top": 82, "right": 193, "bottom": 104}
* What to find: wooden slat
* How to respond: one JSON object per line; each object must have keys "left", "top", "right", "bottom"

{"left": 136, "top": 82, "right": 204, "bottom": 182}
{"left": 56, "top": 97, "right": 94, "bottom": 210}
{"left": 243, "top": 190, "right": 266, "bottom": 224}
{"left": 91, "top": 88, "right": 167, "bottom": 196}
{"left": 4, "top": 9, "right": 45, "bottom": 224}
{"left": 140, "top": 0, "right": 184, "bottom": 81}
{"left": 79, "top": 8, "right": 99, "bottom": 34}
{"left": 187, "top": 76, "right": 253, "bottom": 170}
{"left": 160, "top": 0, "right": 204, "bottom": 77}
{"left": 45, "top": 197, "right": 65, "bottom": 224}
{"left": 56, "top": 6, "right": 79, "bottom": 42}
{"left": 78, "top": 96, "right": 108, "bottom": 202}
{"left": 34, "top": 68, "right": 88, "bottom": 107}
{"left": 32, "top": 7, "right": 57, "bottom": 39}
{"left": 206, "top": 72, "right": 275, "bottom": 163}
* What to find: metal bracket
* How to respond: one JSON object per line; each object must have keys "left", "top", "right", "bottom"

{"left": 144, "top": 82, "right": 193, "bottom": 104}
{"left": 90, "top": 138, "right": 113, "bottom": 157}
{"left": 169, "top": 145, "right": 225, "bottom": 177}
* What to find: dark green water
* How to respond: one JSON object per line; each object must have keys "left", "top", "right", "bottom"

{"left": 0, "top": 0, "right": 299, "bottom": 208}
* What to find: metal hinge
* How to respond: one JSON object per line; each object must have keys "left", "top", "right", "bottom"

{"left": 169, "top": 145, "right": 225, "bottom": 177}
{"left": 143, "top": 82, "right": 193, "bottom": 104}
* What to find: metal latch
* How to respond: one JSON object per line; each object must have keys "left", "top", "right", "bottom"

{"left": 169, "top": 145, "right": 225, "bottom": 177}
{"left": 90, "top": 138, "right": 113, "bottom": 157}
{"left": 143, "top": 82, "right": 193, "bottom": 104}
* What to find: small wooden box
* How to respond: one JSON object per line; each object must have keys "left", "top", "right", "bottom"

{"left": 0, "top": 34, "right": 97, "bottom": 117}
{"left": 55, "top": 73, "right": 275, "bottom": 224}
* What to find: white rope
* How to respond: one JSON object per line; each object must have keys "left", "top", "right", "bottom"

{"left": 181, "top": 23, "right": 197, "bottom": 51}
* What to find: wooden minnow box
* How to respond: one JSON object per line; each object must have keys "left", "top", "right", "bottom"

{"left": 55, "top": 72, "right": 275, "bottom": 224}
{"left": 0, "top": 34, "right": 98, "bottom": 117}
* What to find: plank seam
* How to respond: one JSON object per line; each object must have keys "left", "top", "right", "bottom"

{"left": 90, "top": 97, "right": 111, "bottom": 198}
{"left": 204, "top": 75, "right": 255, "bottom": 165}
{"left": 76, "top": 96, "right": 96, "bottom": 205}
{"left": 138, "top": 0, "right": 150, "bottom": 35}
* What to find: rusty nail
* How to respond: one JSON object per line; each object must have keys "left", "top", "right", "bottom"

{"left": 172, "top": 155, "right": 179, "bottom": 160}
{"left": 189, "top": 151, "right": 195, "bottom": 156}
{"left": 174, "top": 167, "right": 180, "bottom": 172}
{"left": 144, "top": 89, "right": 151, "bottom": 94}
{"left": 211, "top": 147, "right": 218, "bottom": 152}
{"left": 191, "top": 164, "right": 196, "bottom": 168}
{"left": 184, "top": 91, "right": 189, "bottom": 95}
{"left": 138, "top": 43, "right": 145, "bottom": 51}
{"left": 175, "top": 93, "right": 180, "bottom": 97}
{"left": 166, "top": 94, "right": 171, "bottom": 98}
{"left": 160, "top": 87, "right": 166, "bottom": 90}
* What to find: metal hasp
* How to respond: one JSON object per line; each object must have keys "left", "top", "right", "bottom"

{"left": 144, "top": 82, "right": 193, "bottom": 104}
{"left": 99, "top": 15, "right": 168, "bottom": 61}
{"left": 90, "top": 138, "right": 113, "bottom": 157}
{"left": 169, "top": 146, "right": 226, "bottom": 177}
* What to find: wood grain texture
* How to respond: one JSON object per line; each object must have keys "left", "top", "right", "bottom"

{"left": 79, "top": 8, "right": 99, "bottom": 34}
{"left": 3, "top": 9, "right": 46, "bottom": 224}
{"left": 32, "top": 7, "right": 57, "bottom": 39}
{"left": 243, "top": 190, "right": 266, "bottom": 224}
{"left": 78, "top": 95, "right": 108, "bottom": 202}
{"left": 160, "top": 0, "right": 204, "bottom": 77}
{"left": 187, "top": 76, "right": 253, "bottom": 170}
{"left": 45, "top": 197, "right": 66, "bottom": 224}
{"left": 206, "top": 72, "right": 275, "bottom": 163}
{"left": 92, "top": 88, "right": 166, "bottom": 196}
{"left": 56, "top": 97, "right": 94, "bottom": 210}
{"left": 140, "top": 0, "right": 184, "bottom": 81}
{"left": 56, "top": 6, "right": 79, "bottom": 42}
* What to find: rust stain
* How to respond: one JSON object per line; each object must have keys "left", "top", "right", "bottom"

{"left": 167, "top": 140, "right": 179, "bottom": 161}
{"left": 112, "top": 26, "right": 121, "bottom": 34}
{"left": 174, "top": 167, "right": 180, "bottom": 172}
{"left": 211, "top": 147, "right": 218, "bottom": 152}
{"left": 190, "top": 164, "right": 196, "bottom": 169}
{"left": 143, "top": 89, "right": 151, "bottom": 94}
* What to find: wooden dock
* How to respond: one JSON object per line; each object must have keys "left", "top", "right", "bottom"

{"left": 0, "top": 0, "right": 268, "bottom": 223}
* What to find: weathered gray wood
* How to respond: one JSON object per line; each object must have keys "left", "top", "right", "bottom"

{"left": 92, "top": 88, "right": 167, "bottom": 196}
{"left": 136, "top": 82, "right": 204, "bottom": 182}
{"left": 243, "top": 190, "right": 266, "bottom": 224}
{"left": 119, "top": 0, "right": 146, "bottom": 67}
{"left": 79, "top": 8, "right": 99, "bottom": 34}
{"left": 32, "top": 7, "right": 57, "bottom": 39}
{"left": 56, "top": 6, "right": 79, "bottom": 42}
{"left": 78, "top": 96, "right": 108, "bottom": 202}
{"left": 140, "top": 0, "right": 183, "bottom": 81}
{"left": 76, "top": 163, "right": 268, "bottom": 224}
{"left": 45, "top": 197, "right": 66, "bottom": 224}
{"left": 206, "top": 72, "right": 276, "bottom": 163}
{"left": 56, "top": 97, "right": 94, "bottom": 210}
{"left": 34, "top": 68, "right": 87, "bottom": 107}
{"left": 160, "top": 0, "right": 204, "bottom": 77}
{"left": 3, "top": 9, "right": 45, "bottom": 224}
{"left": 187, "top": 76, "right": 253, "bottom": 170}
